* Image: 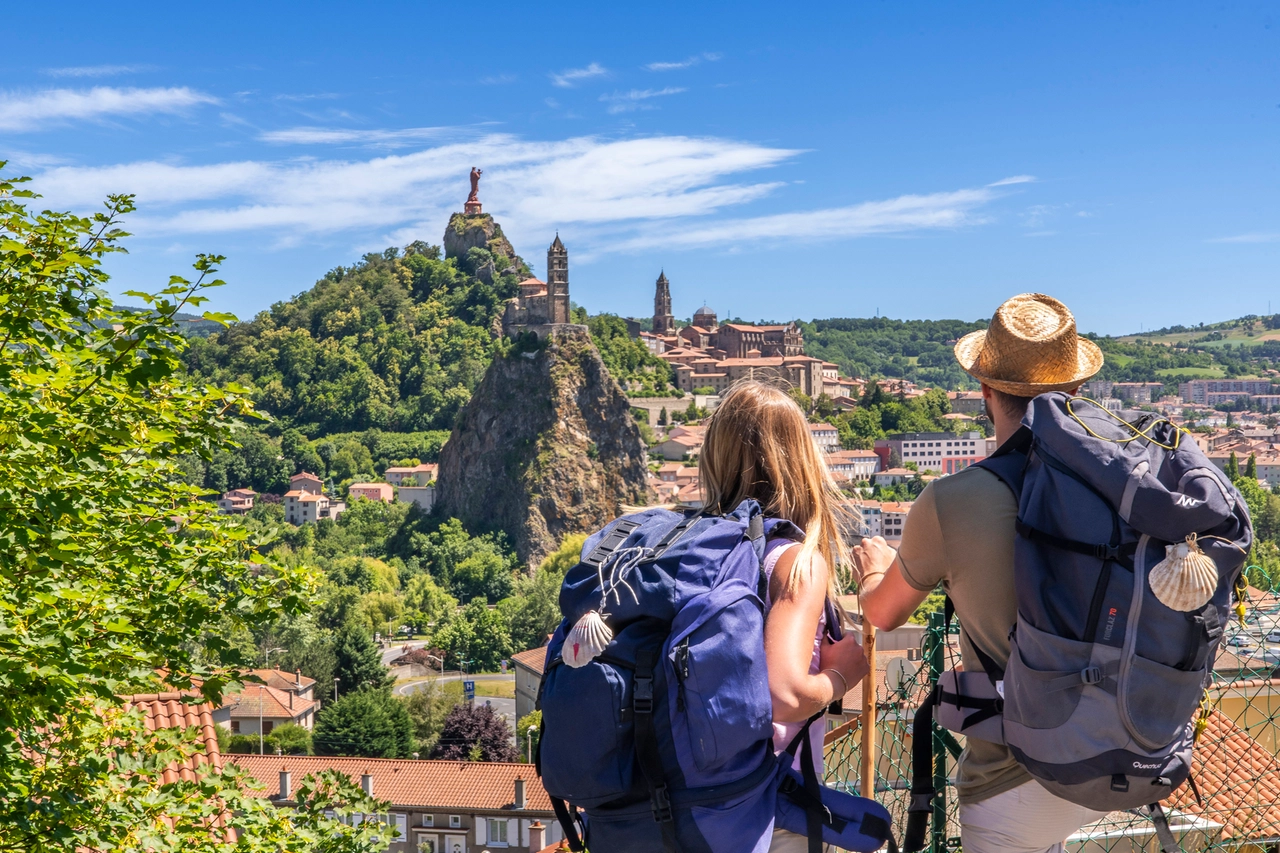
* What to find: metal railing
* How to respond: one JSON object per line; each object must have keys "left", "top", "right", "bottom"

{"left": 824, "top": 578, "right": 1280, "bottom": 853}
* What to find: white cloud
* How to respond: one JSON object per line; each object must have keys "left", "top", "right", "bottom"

{"left": 258, "top": 126, "right": 470, "bottom": 148}
{"left": 1209, "top": 232, "right": 1280, "bottom": 244}
{"left": 645, "top": 53, "right": 721, "bottom": 71}
{"left": 43, "top": 64, "right": 156, "bottom": 78}
{"left": 988, "top": 174, "right": 1036, "bottom": 187}
{"left": 479, "top": 74, "right": 516, "bottom": 85}
{"left": 0, "top": 86, "right": 217, "bottom": 132}
{"left": 29, "top": 134, "right": 1013, "bottom": 260}
{"left": 609, "top": 186, "right": 1002, "bottom": 252}
{"left": 600, "top": 87, "right": 686, "bottom": 114}
{"left": 549, "top": 62, "right": 608, "bottom": 88}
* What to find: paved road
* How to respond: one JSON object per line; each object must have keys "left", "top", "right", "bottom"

{"left": 381, "top": 640, "right": 427, "bottom": 666}
{"left": 394, "top": 673, "right": 519, "bottom": 741}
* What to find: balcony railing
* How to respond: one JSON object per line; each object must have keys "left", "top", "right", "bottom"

{"left": 824, "top": 575, "right": 1280, "bottom": 853}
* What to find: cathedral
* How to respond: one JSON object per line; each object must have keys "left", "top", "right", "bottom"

{"left": 636, "top": 271, "right": 857, "bottom": 399}
{"left": 502, "top": 234, "right": 574, "bottom": 335}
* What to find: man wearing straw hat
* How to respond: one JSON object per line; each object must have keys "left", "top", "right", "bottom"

{"left": 858, "top": 293, "right": 1108, "bottom": 853}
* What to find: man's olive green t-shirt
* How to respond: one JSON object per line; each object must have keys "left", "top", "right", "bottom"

{"left": 896, "top": 464, "right": 1031, "bottom": 804}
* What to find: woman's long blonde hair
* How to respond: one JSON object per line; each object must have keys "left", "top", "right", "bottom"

{"left": 699, "top": 381, "right": 852, "bottom": 597}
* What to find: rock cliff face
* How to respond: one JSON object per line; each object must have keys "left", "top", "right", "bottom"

{"left": 437, "top": 328, "right": 650, "bottom": 567}
{"left": 443, "top": 213, "right": 521, "bottom": 268}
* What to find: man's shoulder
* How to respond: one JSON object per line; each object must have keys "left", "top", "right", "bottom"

{"left": 930, "top": 463, "right": 1017, "bottom": 510}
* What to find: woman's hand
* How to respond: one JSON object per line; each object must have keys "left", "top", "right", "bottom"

{"left": 819, "top": 634, "right": 869, "bottom": 698}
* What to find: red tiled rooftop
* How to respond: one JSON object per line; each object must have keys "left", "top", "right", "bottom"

{"left": 228, "top": 755, "right": 554, "bottom": 812}
{"left": 244, "top": 668, "right": 315, "bottom": 690}
{"left": 123, "top": 691, "right": 222, "bottom": 784}
{"left": 1168, "top": 709, "right": 1280, "bottom": 840}
{"left": 511, "top": 647, "right": 548, "bottom": 675}
{"left": 224, "top": 684, "right": 315, "bottom": 720}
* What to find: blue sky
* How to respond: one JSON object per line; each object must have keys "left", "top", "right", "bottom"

{"left": 3, "top": 1, "right": 1277, "bottom": 335}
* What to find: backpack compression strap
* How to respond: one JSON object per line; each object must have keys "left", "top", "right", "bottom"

{"left": 634, "top": 647, "right": 679, "bottom": 853}
{"left": 904, "top": 684, "right": 939, "bottom": 853}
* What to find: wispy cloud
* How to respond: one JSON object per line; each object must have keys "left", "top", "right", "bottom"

{"left": 258, "top": 126, "right": 470, "bottom": 148}
{"left": 28, "top": 133, "right": 1014, "bottom": 262}
{"left": 0, "top": 86, "right": 217, "bottom": 132}
{"left": 1209, "top": 232, "right": 1280, "bottom": 244}
{"left": 273, "top": 92, "right": 341, "bottom": 102}
{"left": 43, "top": 64, "right": 156, "bottom": 78}
{"left": 549, "top": 62, "right": 608, "bottom": 88}
{"left": 988, "top": 174, "right": 1036, "bottom": 187}
{"left": 479, "top": 74, "right": 516, "bottom": 85}
{"left": 610, "top": 186, "right": 1002, "bottom": 252}
{"left": 600, "top": 87, "right": 686, "bottom": 114}
{"left": 645, "top": 52, "right": 721, "bottom": 71}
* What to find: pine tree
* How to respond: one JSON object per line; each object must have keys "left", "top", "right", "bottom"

{"left": 313, "top": 689, "right": 414, "bottom": 758}
{"left": 1227, "top": 452, "right": 1240, "bottom": 480}
{"left": 658, "top": 406, "right": 668, "bottom": 426}
{"left": 333, "top": 623, "right": 393, "bottom": 695}
{"left": 1246, "top": 453, "right": 1258, "bottom": 480}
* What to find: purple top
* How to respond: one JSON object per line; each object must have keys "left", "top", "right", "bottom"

{"left": 763, "top": 537, "right": 826, "bottom": 778}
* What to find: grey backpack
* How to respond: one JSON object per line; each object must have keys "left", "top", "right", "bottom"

{"left": 905, "top": 393, "right": 1252, "bottom": 852}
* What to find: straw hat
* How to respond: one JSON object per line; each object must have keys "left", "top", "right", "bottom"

{"left": 954, "top": 293, "right": 1103, "bottom": 395}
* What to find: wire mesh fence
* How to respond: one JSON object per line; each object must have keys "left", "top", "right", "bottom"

{"left": 823, "top": 575, "right": 1280, "bottom": 853}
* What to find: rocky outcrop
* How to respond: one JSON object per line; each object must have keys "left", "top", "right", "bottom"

{"left": 437, "top": 328, "right": 650, "bottom": 567}
{"left": 443, "top": 213, "right": 522, "bottom": 269}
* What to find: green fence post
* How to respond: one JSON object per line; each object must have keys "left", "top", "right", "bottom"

{"left": 926, "top": 610, "right": 948, "bottom": 853}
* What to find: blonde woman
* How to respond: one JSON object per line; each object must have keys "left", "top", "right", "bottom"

{"left": 700, "top": 381, "right": 870, "bottom": 853}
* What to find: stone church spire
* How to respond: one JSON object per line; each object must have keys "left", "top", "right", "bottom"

{"left": 653, "top": 270, "right": 675, "bottom": 336}
{"left": 546, "top": 234, "right": 570, "bottom": 324}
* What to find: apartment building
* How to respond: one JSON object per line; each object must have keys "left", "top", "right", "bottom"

{"left": 216, "top": 488, "right": 256, "bottom": 514}
{"left": 1180, "top": 380, "right": 1276, "bottom": 405}
{"left": 349, "top": 482, "right": 394, "bottom": 503}
{"left": 826, "top": 449, "right": 880, "bottom": 481}
{"left": 874, "top": 431, "right": 988, "bottom": 474}
{"left": 385, "top": 463, "right": 439, "bottom": 487}
{"left": 808, "top": 422, "right": 840, "bottom": 453}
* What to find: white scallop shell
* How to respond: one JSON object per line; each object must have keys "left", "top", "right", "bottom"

{"left": 563, "top": 610, "right": 613, "bottom": 668}
{"left": 1149, "top": 537, "right": 1219, "bottom": 612}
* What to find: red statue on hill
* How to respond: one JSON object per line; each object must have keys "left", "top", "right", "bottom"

{"left": 465, "top": 167, "right": 483, "bottom": 213}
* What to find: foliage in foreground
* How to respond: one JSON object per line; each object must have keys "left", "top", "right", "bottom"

{"left": 0, "top": 165, "right": 392, "bottom": 851}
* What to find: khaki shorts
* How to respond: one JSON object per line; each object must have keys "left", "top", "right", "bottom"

{"left": 959, "top": 779, "right": 1108, "bottom": 853}
{"left": 768, "top": 828, "right": 829, "bottom": 853}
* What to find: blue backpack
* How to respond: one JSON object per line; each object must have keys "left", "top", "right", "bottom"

{"left": 536, "top": 500, "right": 895, "bottom": 853}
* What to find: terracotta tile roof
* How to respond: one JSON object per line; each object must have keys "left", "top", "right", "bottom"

{"left": 290, "top": 472, "right": 322, "bottom": 481}
{"left": 511, "top": 647, "right": 549, "bottom": 675}
{"left": 123, "top": 691, "right": 223, "bottom": 783}
{"left": 245, "top": 668, "right": 316, "bottom": 690}
{"left": 228, "top": 755, "right": 554, "bottom": 812}
{"left": 1167, "top": 709, "right": 1280, "bottom": 840}
{"left": 224, "top": 684, "right": 315, "bottom": 721}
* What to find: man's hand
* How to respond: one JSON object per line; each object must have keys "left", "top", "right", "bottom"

{"left": 855, "top": 536, "right": 931, "bottom": 632}
{"left": 852, "top": 536, "right": 898, "bottom": 588}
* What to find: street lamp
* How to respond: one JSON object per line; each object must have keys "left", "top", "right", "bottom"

{"left": 333, "top": 677, "right": 340, "bottom": 702}
{"left": 527, "top": 725, "right": 537, "bottom": 764}
{"left": 260, "top": 647, "right": 285, "bottom": 755}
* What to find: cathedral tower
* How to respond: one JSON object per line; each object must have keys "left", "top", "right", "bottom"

{"left": 547, "top": 234, "right": 570, "bottom": 324}
{"left": 653, "top": 271, "right": 675, "bottom": 336}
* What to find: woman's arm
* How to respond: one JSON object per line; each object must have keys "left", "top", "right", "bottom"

{"left": 765, "top": 547, "right": 869, "bottom": 723}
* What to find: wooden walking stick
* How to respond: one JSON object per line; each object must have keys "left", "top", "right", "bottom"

{"left": 861, "top": 618, "right": 877, "bottom": 798}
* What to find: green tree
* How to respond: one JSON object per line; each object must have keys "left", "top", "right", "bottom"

{"left": 517, "top": 709, "right": 542, "bottom": 764}
{"left": 403, "top": 573, "right": 459, "bottom": 632}
{"left": 499, "top": 533, "right": 582, "bottom": 651}
{"left": 400, "top": 681, "right": 459, "bottom": 755}
{"left": 333, "top": 623, "right": 394, "bottom": 694}
{"left": 266, "top": 721, "right": 314, "bottom": 755}
{"left": 1228, "top": 452, "right": 1241, "bottom": 479}
{"left": 658, "top": 406, "right": 668, "bottom": 426}
{"left": 1247, "top": 453, "right": 1258, "bottom": 480}
{"left": 0, "top": 167, "right": 389, "bottom": 851}
{"left": 314, "top": 689, "right": 415, "bottom": 758}
{"left": 789, "top": 388, "right": 813, "bottom": 413}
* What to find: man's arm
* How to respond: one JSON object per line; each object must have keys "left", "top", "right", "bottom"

{"left": 854, "top": 537, "right": 931, "bottom": 631}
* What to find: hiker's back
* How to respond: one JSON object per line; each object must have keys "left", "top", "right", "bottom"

{"left": 897, "top": 464, "right": 1028, "bottom": 802}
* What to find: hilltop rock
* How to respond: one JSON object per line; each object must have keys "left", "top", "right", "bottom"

{"left": 443, "top": 213, "right": 524, "bottom": 271}
{"left": 437, "top": 328, "right": 650, "bottom": 567}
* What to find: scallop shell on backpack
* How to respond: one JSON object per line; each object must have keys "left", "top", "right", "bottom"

{"left": 563, "top": 610, "right": 613, "bottom": 668}
{"left": 1148, "top": 537, "right": 1219, "bottom": 612}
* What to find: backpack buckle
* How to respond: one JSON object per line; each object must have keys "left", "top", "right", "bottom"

{"left": 908, "top": 791, "right": 935, "bottom": 813}
{"left": 650, "top": 784, "right": 673, "bottom": 823}
{"left": 634, "top": 675, "right": 654, "bottom": 715}
{"left": 1093, "top": 544, "right": 1120, "bottom": 561}
{"left": 1080, "top": 666, "right": 1103, "bottom": 685}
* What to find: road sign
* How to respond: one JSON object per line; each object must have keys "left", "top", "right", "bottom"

{"left": 463, "top": 680, "right": 475, "bottom": 702}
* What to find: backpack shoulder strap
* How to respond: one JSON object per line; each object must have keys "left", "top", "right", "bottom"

{"left": 973, "top": 425, "right": 1032, "bottom": 501}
